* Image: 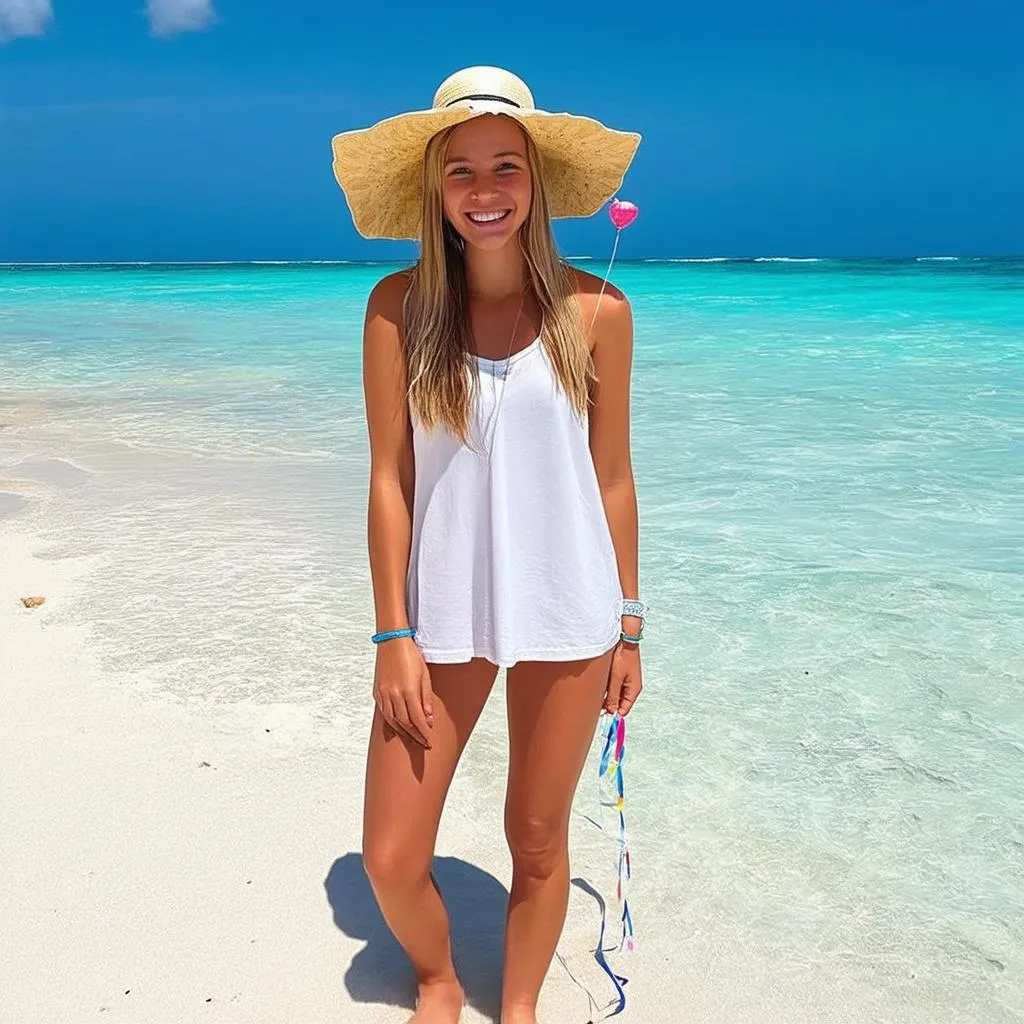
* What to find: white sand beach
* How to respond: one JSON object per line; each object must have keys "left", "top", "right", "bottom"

{"left": 0, "top": 522, "right": 707, "bottom": 1024}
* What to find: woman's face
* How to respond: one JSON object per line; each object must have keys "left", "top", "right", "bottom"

{"left": 441, "top": 115, "right": 533, "bottom": 252}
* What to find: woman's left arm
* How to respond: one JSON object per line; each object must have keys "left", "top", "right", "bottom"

{"left": 588, "top": 285, "right": 643, "bottom": 717}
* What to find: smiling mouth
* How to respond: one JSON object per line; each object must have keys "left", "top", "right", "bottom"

{"left": 466, "top": 209, "right": 512, "bottom": 224}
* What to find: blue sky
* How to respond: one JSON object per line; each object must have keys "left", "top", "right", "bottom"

{"left": 1, "top": 0, "right": 1021, "bottom": 261}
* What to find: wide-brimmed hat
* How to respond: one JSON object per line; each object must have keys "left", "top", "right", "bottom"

{"left": 331, "top": 66, "right": 641, "bottom": 241}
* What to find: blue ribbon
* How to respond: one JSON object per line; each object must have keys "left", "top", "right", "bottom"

{"left": 571, "top": 878, "right": 629, "bottom": 1020}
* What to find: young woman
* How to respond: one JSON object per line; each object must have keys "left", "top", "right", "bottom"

{"left": 331, "top": 66, "right": 645, "bottom": 1024}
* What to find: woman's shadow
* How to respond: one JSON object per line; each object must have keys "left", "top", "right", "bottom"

{"left": 325, "top": 853, "right": 509, "bottom": 1020}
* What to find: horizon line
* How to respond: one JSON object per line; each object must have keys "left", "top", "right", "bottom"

{"left": 2, "top": 255, "right": 1020, "bottom": 268}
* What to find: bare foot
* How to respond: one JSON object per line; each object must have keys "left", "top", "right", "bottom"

{"left": 409, "top": 977, "right": 464, "bottom": 1023}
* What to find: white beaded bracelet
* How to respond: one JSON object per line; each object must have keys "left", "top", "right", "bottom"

{"left": 622, "top": 598, "right": 648, "bottom": 620}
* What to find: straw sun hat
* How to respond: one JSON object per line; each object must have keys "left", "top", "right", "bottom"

{"left": 331, "top": 65, "right": 641, "bottom": 240}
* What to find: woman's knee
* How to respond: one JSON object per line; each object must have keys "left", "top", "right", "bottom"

{"left": 505, "top": 812, "right": 568, "bottom": 880}
{"left": 362, "top": 836, "right": 430, "bottom": 892}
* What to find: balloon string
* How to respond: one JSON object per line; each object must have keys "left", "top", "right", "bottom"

{"left": 586, "top": 228, "right": 622, "bottom": 340}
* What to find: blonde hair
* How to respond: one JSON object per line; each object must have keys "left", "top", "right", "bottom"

{"left": 402, "top": 119, "right": 593, "bottom": 442}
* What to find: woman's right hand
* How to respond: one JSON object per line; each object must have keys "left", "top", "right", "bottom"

{"left": 372, "top": 637, "right": 435, "bottom": 748}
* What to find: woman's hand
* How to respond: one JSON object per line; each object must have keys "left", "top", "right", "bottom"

{"left": 373, "top": 637, "right": 435, "bottom": 747}
{"left": 604, "top": 638, "right": 643, "bottom": 717}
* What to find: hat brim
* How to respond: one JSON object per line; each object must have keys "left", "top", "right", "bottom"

{"left": 331, "top": 102, "right": 641, "bottom": 241}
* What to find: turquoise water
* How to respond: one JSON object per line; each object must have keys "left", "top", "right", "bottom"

{"left": 2, "top": 259, "right": 1023, "bottom": 1021}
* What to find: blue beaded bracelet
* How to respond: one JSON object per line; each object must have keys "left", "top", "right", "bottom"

{"left": 372, "top": 627, "right": 416, "bottom": 644}
{"left": 620, "top": 630, "right": 644, "bottom": 645}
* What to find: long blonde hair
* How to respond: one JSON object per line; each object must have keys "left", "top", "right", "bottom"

{"left": 402, "top": 119, "right": 593, "bottom": 442}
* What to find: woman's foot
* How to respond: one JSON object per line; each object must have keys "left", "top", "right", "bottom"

{"left": 409, "top": 976, "right": 464, "bottom": 1023}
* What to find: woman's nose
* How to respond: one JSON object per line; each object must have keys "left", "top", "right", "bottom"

{"left": 471, "top": 175, "right": 499, "bottom": 200}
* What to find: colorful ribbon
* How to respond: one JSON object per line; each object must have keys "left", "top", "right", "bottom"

{"left": 564, "top": 711, "right": 636, "bottom": 1019}
{"left": 560, "top": 877, "right": 629, "bottom": 1022}
{"left": 597, "top": 712, "right": 636, "bottom": 958}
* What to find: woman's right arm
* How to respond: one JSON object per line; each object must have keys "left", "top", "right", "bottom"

{"left": 362, "top": 272, "right": 434, "bottom": 748}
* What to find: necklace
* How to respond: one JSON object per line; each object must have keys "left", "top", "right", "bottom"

{"left": 496, "top": 288, "right": 526, "bottom": 378}
{"left": 478, "top": 287, "right": 527, "bottom": 456}
{"left": 473, "top": 288, "right": 526, "bottom": 367}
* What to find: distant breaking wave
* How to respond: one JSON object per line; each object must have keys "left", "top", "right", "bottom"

{"left": 636, "top": 256, "right": 826, "bottom": 264}
{"left": 916, "top": 256, "right": 959, "bottom": 261}
{"left": 0, "top": 260, "right": 362, "bottom": 269}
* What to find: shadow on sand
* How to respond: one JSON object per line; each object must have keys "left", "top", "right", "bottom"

{"left": 325, "top": 853, "right": 509, "bottom": 1021}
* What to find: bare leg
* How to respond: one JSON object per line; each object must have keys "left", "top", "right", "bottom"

{"left": 501, "top": 652, "right": 614, "bottom": 1024}
{"left": 362, "top": 658, "right": 499, "bottom": 1024}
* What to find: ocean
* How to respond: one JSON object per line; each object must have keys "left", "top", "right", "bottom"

{"left": 2, "top": 258, "right": 1022, "bottom": 1022}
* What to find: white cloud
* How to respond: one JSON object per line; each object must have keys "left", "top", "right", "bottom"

{"left": 147, "top": 0, "right": 216, "bottom": 39}
{"left": 0, "top": 0, "right": 53, "bottom": 42}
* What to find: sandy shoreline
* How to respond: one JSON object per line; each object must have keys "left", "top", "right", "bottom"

{"left": 1, "top": 529, "right": 375, "bottom": 1020}
{"left": 1, "top": 521, "right": 679, "bottom": 1023}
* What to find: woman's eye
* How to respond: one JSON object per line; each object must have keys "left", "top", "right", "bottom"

{"left": 497, "top": 162, "right": 519, "bottom": 172}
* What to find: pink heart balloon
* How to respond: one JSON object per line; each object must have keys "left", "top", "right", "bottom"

{"left": 608, "top": 198, "right": 639, "bottom": 231}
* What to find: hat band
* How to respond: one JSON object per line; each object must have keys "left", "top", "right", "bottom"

{"left": 443, "top": 93, "right": 522, "bottom": 109}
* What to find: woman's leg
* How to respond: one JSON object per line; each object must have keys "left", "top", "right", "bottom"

{"left": 362, "top": 657, "right": 499, "bottom": 1023}
{"left": 501, "top": 651, "right": 614, "bottom": 1024}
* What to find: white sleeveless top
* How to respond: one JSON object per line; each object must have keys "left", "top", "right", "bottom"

{"left": 407, "top": 337, "right": 623, "bottom": 668}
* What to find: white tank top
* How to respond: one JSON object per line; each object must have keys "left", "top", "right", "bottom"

{"left": 407, "top": 336, "right": 623, "bottom": 668}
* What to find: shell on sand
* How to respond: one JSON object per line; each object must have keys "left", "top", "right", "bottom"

{"left": 0, "top": 477, "right": 44, "bottom": 493}
{"left": 20, "top": 596, "right": 46, "bottom": 608}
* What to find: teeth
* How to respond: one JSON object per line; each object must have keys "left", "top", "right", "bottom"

{"left": 468, "top": 210, "right": 509, "bottom": 223}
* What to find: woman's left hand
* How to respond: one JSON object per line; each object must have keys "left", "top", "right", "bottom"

{"left": 604, "top": 640, "right": 643, "bottom": 717}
